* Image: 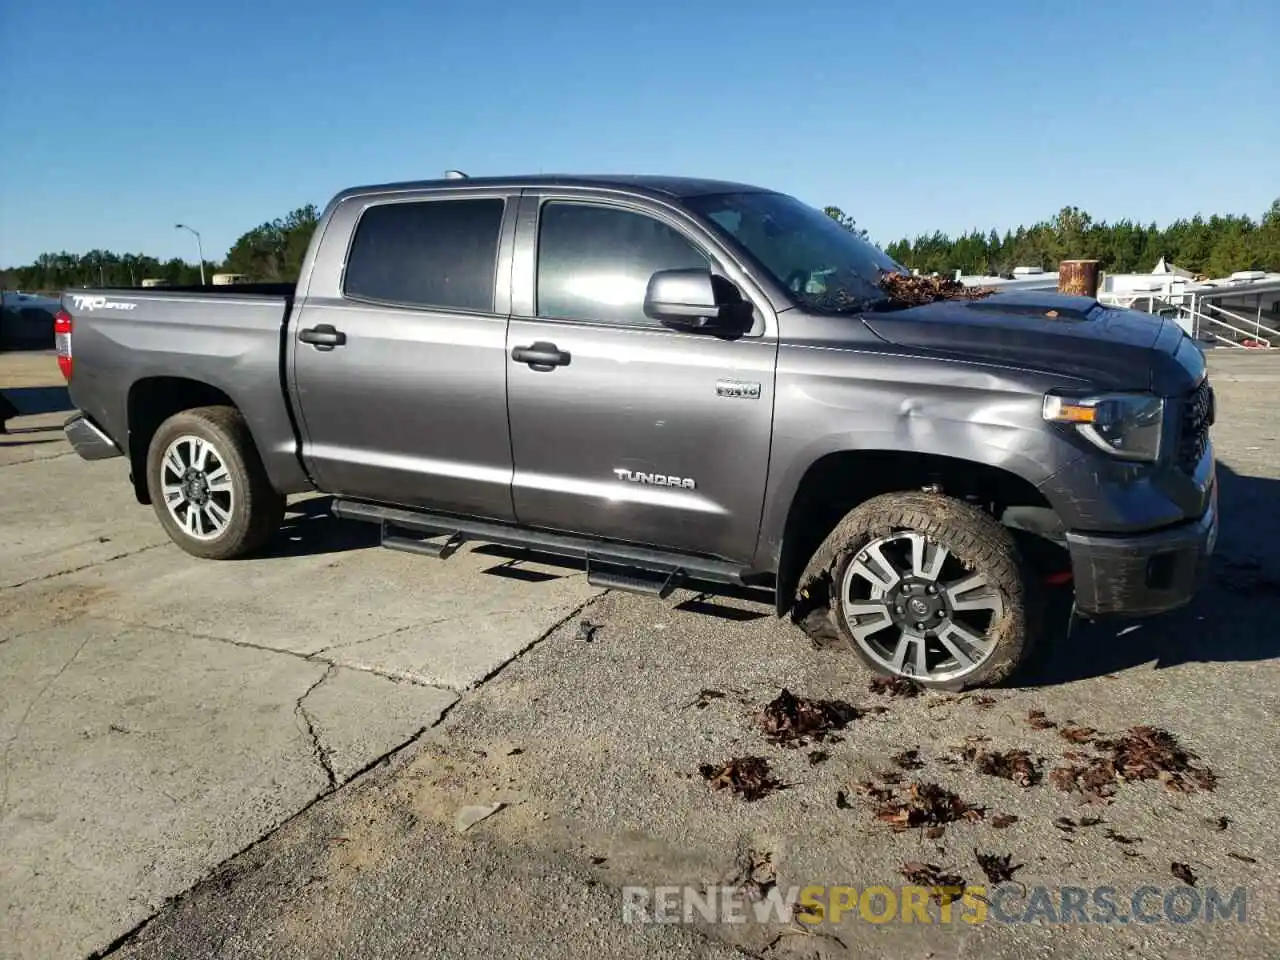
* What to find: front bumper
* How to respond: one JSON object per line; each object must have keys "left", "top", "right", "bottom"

{"left": 63, "top": 411, "right": 122, "bottom": 460}
{"left": 1066, "top": 476, "right": 1218, "bottom": 618}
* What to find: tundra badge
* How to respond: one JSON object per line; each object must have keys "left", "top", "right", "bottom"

{"left": 716, "top": 379, "right": 761, "bottom": 399}
{"left": 613, "top": 468, "right": 696, "bottom": 490}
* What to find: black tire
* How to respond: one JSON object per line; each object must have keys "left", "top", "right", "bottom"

{"left": 805, "top": 491, "right": 1038, "bottom": 691}
{"left": 145, "top": 405, "right": 285, "bottom": 560}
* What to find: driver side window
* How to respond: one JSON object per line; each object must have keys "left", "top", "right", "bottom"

{"left": 536, "top": 201, "right": 709, "bottom": 327}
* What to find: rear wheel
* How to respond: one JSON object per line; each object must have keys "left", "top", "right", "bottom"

{"left": 146, "top": 406, "right": 285, "bottom": 560}
{"left": 813, "top": 492, "right": 1036, "bottom": 690}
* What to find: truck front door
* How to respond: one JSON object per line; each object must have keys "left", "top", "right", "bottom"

{"left": 505, "top": 192, "right": 777, "bottom": 563}
{"left": 289, "top": 189, "right": 518, "bottom": 520}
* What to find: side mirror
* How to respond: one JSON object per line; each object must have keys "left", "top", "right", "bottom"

{"left": 642, "top": 268, "right": 749, "bottom": 333}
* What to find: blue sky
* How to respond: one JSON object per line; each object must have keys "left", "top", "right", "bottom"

{"left": 1, "top": 0, "right": 1276, "bottom": 266}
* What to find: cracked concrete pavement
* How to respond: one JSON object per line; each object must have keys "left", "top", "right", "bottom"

{"left": 4, "top": 349, "right": 1280, "bottom": 960}
{"left": 0, "top": 351, "right": 601, "bottom": 960}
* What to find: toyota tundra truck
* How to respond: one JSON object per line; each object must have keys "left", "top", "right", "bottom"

{"left": 56, "top": 173, "right": 1218, "bottom": 689}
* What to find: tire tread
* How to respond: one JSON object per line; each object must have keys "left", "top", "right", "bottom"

{"left": 803, "top": 491, "right": 1039, "bottom": 690}
{"left": 145, "top": 405, "right": 285, "bottom": 560}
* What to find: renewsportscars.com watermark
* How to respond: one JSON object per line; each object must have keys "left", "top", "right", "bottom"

{"left": 622, "top": 883, "right": 1248, "bottom": 926}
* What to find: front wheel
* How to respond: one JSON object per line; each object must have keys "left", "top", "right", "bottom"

{"left": 145, "top": 406, "right": 285, "bottom": 560}
{"left": 816, "top": 492, "right": 1037, "bottom": 690}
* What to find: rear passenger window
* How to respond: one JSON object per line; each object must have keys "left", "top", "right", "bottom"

{"left": 344, "top": 198, "right": 504, "bottom": 312}
{"left": 536, "top": 201, "right": 709, "bottom": 327}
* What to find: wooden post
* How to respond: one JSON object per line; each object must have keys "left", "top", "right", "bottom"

{"left": 1058, "top": 259, "right": 1101, "bottom": 297}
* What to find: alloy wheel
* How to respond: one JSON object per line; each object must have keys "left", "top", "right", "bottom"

{"left": 160, "top": 434, "right": 235, "bottom": 541}
{"left": 839, "top": 530, "right": 1005, "bottom": 683}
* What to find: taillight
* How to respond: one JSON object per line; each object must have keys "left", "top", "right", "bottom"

{"left": 54, "top": 309, "right": 73, "bottom": 380}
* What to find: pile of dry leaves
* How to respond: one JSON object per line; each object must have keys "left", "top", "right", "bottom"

{"left": 963, "top": 747, "right": 1042, "bottom": 788}
{"left": 1103, "top": 725, "right": 1217, "bottom": 791}
{"left": 855, "top": 780, "right": 985, "bottom": 833}
{"left": 879, "top": 272, "right": 996, "bottom": 307}
{"left": 1049, "top": 725, "right": 1216, "bottom": 802}
{"left": 697, "top": 688, "right": 864, "bottom": 802}
{"left": 1048, "top": 755, "right": 1122, "bottom": 803}
{"left": 699, "top": 756, "right": 785, "bottom": 802}
{"left": 755, "top": 689, "right": 860, "bottom": 748}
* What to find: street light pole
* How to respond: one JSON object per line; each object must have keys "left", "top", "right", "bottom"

{"left": 175, "top": 223, "right": 206, "bottom": 285}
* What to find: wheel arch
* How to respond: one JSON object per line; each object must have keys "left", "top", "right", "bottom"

{"left": 772, "top": 448, "right": 1064, "bottom": 618}
{"left": 127, "top": 378, "right": 251, "bottom": 504}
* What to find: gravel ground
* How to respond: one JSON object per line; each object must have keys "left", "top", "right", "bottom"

{"left": 107, "top": 351, "right": 1280, "bottom": 959}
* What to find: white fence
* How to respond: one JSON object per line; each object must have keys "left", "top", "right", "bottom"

{"left": 1097, "top": 286, "right": 1280, "bottom": 349}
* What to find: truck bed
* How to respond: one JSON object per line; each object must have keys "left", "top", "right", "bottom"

{"left": 61, "top": 284, "right": 312, "bottom": 497}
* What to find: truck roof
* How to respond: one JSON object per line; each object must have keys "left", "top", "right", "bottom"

{"left": 332, "top": 173, "right": 770, "bottom": 203}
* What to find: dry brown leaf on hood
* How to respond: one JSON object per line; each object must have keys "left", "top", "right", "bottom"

{"left": 878, "top": 272, "right": 996, "bottom": 307}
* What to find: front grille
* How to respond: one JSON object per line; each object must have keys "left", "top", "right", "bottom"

{"left": 1176, "top": 378, "right": 1213, "bottom": 473}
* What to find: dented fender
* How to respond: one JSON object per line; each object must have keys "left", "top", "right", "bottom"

{"left": 754, "top": 342, "right": 1090, "bottom": 572}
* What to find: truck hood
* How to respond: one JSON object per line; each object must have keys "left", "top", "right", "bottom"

{"left": 860, "top": 290, "right": 1190, "bottom": 392}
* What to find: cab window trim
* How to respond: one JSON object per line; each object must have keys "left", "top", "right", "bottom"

{"left": 338, "top": 194, "right": 511, "bottom": 317}
{"left": 526, "top": 195, "right": 767, "bottom": 337}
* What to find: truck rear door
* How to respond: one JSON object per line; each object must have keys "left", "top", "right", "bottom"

{"left": 504, "top": 191, "right": 778, "bottom": 563}
{"left": 287, "top": 188, "right": 519, "bottom": 520}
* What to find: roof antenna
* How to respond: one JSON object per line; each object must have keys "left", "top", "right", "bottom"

{"left": 443, "top": 169, "right": 468, "bottom": 179}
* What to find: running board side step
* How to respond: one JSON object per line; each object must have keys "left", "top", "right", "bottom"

{"left": 585, "top": 558, "right": 686, "bottom": 599}
{"left": 382, "top": 527, "right": 467, "bottom": 560}
{"left": 331, "top": 498, "right": 753, "bottom": 593}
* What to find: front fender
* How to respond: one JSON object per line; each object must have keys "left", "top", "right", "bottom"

{"left": 754, "top": 345, "right": 1086, "bottom": 570}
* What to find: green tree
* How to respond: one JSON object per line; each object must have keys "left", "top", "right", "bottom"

{"left": 223, "top": 204, "right": 319, "bottom": 282}
{"left": 1245, "top": 199, "right": 1280, "bottom": 271}
{"left": 873, "top": 198, "right": 1280, "bottom": 278}
{"left": 823, "top": 206, "right": 869, "bottom": 240}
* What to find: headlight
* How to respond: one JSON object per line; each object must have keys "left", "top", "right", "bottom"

{"left": 1042, "top": 392, "right": 1165, "bottom": 461}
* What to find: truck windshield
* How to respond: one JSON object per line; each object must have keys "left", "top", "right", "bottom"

{"left": 685, "top": 191, "right": 907, "bottom": 313}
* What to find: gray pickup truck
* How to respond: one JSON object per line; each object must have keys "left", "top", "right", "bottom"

{"left": 58, "top": 173, "right": 1218, "bottom": 689}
